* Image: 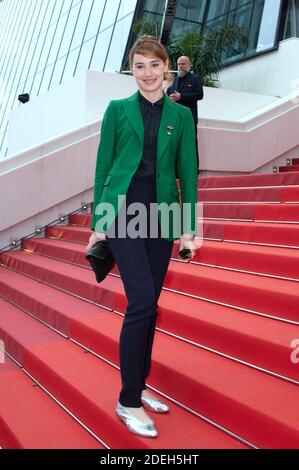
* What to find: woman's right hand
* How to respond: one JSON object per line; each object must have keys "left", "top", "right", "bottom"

{"left": 86, "top": 231, "right": 106, "bottom": 253}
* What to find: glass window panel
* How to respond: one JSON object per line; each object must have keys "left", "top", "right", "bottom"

{"left": 105, "top": 12, "right": 134, "bottom": 73}
{"left": 46, "top": 12, "right": 69, "bottom": 67}
{"left": 51, "top": 0, "right": 64, "bottom": 23}
{"left": 30, "top": 30, "right": 47, "bottom": 76}
{"left": 143, "top": 0, "right": 166, "bottom": 15}
{"left": 296, "top": 0, "right": 299, "bottom": 36}
{"left": 84, "top": 0, "right": 106, "bottom": 41}
{"left": 231, "top": 0, "right": 253, "bottom": 10}
{"left": 0, "top": 130, "right": 8, "bottom": 158}
{"left": 256, "top": 0, "right": 281, "bottom": 51}
{"left": 49, "top": 55, "right": 66, "bottom": 88}
{"left": 17, "top": 1, "right": 46, "bottom": 84}
{"left": 247, "top": 0, "right": 264, "bottom": 52}
{"left": 172, "top": 17, "right": 198, "bottom": 35}
{"left": 205, "top": 14, "right": 227, "bottom": 32}
{"left": 228, "top": 3, "right": 253, "bottom": 29}
{"left": 71, "top": 0, "right": 94, "bottom": 49}
{"left": 75, "top": 37, "right": 95, "bottom": 72}
{"left": 22, "top": 74, "right": 34, "bottom": 96}
{"left": 29, "top": 70, "right": 43, "bottom": 97}
{"left": 36, "top": 21, "right": 57, "bottom": 74}
{"left": 59, "top": 2, "right": 81, "bottom": 57}
{"left": 61, "top": 0, "right": 73, "bottom": 16}
{"left": 61, "top": 47, "right": 80, "bottom": 80}
{"left": 90, "top": 25, "right": 113, "bottom": 71}
{"left": 0, "top": 97, "right": 13, "bottom": 130}
{"left": 175, "top": 0, "right": 207, "bottom": 23}
{"left": 30, "top": 0, "right": 51, "bottom": 42}
{"left": 100, "top": 0, "right": 121, "bottom": 30}
{"left": 207, "top": 0, "right": 231, "bottom": 20}
{"left": 37, "top": 0, "right": 55, "bottom": 37}
{"left": 0, "top": 78, "right": 9, "bottom": 121}
{"left": 17, "top": 38, "right": 38, "bottom": 85}
{"left": 2, "top": 1, "right": 27, "bottom": 77}
{"left": 119, "top": 0, "right": 138, "bottom": 17}
{"left": 38, "top": 63, "right": 55, "bottom": 95}
{"left": 139, "top": 10, "right": 164, "bottom": 32}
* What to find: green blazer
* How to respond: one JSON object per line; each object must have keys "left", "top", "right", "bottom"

{"left": 91, "top": 90, "right": 198, "bottom": 241}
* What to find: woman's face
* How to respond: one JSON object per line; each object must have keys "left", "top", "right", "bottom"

{"left": 132, "top": 53, "right": 168, "bottom": 94}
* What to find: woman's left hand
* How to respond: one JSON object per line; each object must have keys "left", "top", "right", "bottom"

{"left": 179, "top": 233, "right": 197, "bottom": 262}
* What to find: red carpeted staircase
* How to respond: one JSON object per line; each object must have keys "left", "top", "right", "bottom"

{"left": 279, "top": 157, "right": 299, "bottom": 173}
{"left": 0, "top": 170, "right": 299, "bottom": 449}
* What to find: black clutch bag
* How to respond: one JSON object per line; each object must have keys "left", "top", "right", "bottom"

{"left": 85, "top": 240, "right": 115, "bottom": 283}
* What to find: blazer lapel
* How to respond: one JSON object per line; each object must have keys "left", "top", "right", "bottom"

{"left": 123, "top": 91, "right": 144, "bottom": 146}
{"left": 123, "top": 90, "right": 178, "bottom": 164}
{"left": 157, "top": 94, "right": 178, "bottom": 164}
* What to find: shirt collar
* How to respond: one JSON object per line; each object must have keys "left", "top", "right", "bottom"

{"left": 138, "top": 90, "right": 165, "bottom": 107}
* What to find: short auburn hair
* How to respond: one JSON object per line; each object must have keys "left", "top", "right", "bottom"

{"left": 129, "top": 35, "right": 173, "bottom": 83}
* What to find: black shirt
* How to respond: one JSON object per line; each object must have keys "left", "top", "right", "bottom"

{"left": 133, "top": 90, "right": 165, "bottom": 179}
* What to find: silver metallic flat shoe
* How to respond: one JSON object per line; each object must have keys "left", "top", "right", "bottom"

{"left": 141, "top": 392, "right": 170, "bottom": 413}
{"left": 115, "top": 402, "right": 158, "bottom": 438}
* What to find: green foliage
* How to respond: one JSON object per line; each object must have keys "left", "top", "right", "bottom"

{"left": 168, "top": 24, "right": 248, "bottom": 87}
{"left": 131, "top": 17, "right": 249, "bottom": 87}
{"left": 131, "top": 16, "right": 161, "bottom": 38}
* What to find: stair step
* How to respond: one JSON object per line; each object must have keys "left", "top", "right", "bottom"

{"left": 1, "top": 291, "right": 298, "bottom": 448}
{"left": 203, "top": 220, "right": 299, "bottom": 248}
{"left": 0, "top": 356, "right": 102, "bottom": 449}
{"left": 0, "top": 265, "right": 298, "bottom": 388}
{"left": 202, "top": 203, "right": 299, "bottom": 222}
{"left": 199, "top": 172, "right": 299, "bottom": 189}
{"left": 2, "top": 247, "right": 299, "bottom": 324}
{"left": 63, "top": 215, "right": 299, "bottom": 250}
{"left": 173, "top": 240, "right": 299, "bottom": 281}
{"left": 292, "top": 158, "right": 299, "bottom": 165}
{"left": 197, "top": 186, "right": 299, "bottom": 203}
{"left": 47, "top": 225, "right": 88, "bottom": 243}
{"left": 70, "top": 204, "right": 299, "bottom": 225}
{"left": 166, "top": 259, "right": 299, "bottom": 324}
{"left": 279, "top": 166, "right": 299, "bottom": 173}
{"left": 22, "top": 235, "right": 299, "bottom": 282}
{"left": 0, "top": 299, "right": 248, "bottom": 449}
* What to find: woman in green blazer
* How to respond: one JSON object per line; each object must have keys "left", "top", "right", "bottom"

{"left": 86, "top": 36, "right": 199, "bottom": 438}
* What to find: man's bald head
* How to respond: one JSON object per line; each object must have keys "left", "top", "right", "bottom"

{"left": 177, "top": 56, "right": 192, "bottom": 77}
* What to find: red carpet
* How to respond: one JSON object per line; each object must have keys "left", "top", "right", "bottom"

{"left": 0, "top": 170, "right": 299, "bottom": 449}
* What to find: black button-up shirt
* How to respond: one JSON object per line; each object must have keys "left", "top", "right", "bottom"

{"left": 133, "top": 90, "right": 165, "bottom": 179}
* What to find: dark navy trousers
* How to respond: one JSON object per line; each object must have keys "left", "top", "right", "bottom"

{"left": 106, "top": 175, "right": 174, "bottom": 407}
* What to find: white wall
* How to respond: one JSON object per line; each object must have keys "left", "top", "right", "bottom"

{"left": 1, "top": 70, "right": 139, "bottom": 249}
{"left": 219, "top": 38, "right": 299, "bottom": 98}
{"left": 0, "top": 129, "right": 97, "bottom": 249}
{"left": 197, "top": 87, "right": 276, "bottom": 121}
{"left": 7, "top": 70, "right": 137, "bottom": 155}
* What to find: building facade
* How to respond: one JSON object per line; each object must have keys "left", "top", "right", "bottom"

{"left": 0, "top": 0, "right": 298, "bottom": 158}
{"left": 0, "top": 0, "right": 138, "bottom": 158}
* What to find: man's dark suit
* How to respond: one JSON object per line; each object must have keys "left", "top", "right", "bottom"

{"left": 166, "top": 71, "right": 204, "bottom": 124}
{"left": 166, "top": 71, "right": 204, "bottom": 173}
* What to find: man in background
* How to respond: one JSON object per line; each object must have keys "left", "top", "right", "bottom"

{"left": 167, "top": 56, "right": 204, "bottom": 174}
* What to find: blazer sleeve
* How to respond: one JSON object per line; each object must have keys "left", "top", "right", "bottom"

{"left": 177, "top": 108, "right": 198, "bottom": 237}
{"left": 91, "top": 100, "right": 117, "bottom": 231}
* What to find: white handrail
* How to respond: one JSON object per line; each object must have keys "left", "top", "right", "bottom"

{"left": 0, "top": 116, "right": 102, "bottom": 175}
